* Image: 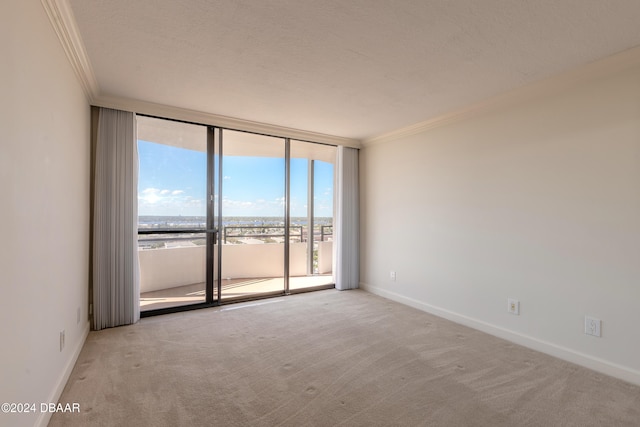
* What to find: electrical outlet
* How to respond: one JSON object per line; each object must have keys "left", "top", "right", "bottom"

{"left": 507, "top": 298, "right": 520, "bottom": 315}
{"left": 59, "top": 330, "right": 65, "bottom": 352}
{"left": 585, "top": 316, "right": 601, "bottom": 337}
{"left": 389, "top": 271, "right": 396, "bottom": 281}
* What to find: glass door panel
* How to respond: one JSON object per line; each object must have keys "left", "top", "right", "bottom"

{"left": 137, "top": 116, "right": 208, "bottom": 311}
{"left": 137, "top": 117, "right": 336, "bottom": 313}
{"left": 220, "top": 130, "right": 286, "bottom": 300}
{"left": 289, "top": 141, "right": 336, "bottom": 291}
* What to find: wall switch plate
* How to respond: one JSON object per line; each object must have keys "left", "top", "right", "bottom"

{"left": 507, "top": 298, "right": 520, "bottom": 315}
{"left": 390, "top": 271, "right": 396, "bottom": 281}
{"left": 59, "top": 330, "right": 65, "bottom": 352}
{"left": 585, "top": 316, "right": 601, "bottom": 337}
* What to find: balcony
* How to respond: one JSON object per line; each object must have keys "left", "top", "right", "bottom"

{"left": 139, "top": 227, "right": 333, "bottom": 311}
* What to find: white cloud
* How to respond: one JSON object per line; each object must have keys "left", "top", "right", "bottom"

{"left": 222, "top": 197, "right": 254, "bottom": 208}
{"left": 138, "top": 187, "right": 207, "bottom": 216}
{"left": 139, "top": 188, "right": 161, "bottom": 203}
{"left": 219, "top": 197, "right": 287, "bottom": 216}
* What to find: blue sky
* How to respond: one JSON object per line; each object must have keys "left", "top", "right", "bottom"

{"left": 137, "top": 140, "right": 334, "bottom": 217}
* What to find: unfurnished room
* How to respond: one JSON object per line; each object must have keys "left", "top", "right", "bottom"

{"left": 2, "top": 1, "right": 640, "bottom": 426}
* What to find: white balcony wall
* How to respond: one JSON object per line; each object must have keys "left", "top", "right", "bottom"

{"left": 318, "top": 241, "right": 333, "bottom": 274}
{"left": 139, "top": 246, "right": 206, "bottom": 293}
{"left": 139, "top": 242, "right": 332, "bottom": 293}
{"left": 220, "top": 242, "right": 307, "bottom": 279}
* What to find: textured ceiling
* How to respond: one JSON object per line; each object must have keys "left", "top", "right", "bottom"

{"left": 67, "top": 0, "right": 640, "bottom": 140}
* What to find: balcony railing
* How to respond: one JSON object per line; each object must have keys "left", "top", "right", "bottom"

{"left": 223, "top": 226, "right": 303, "bottom": 244}
{"left": 222, "top": 225, "right": 332, "bottom": 244}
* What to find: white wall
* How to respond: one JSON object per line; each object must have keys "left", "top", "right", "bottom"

{"left": 360, "top": 65, "right": 640, "bottom": 385}
{"left": 0, "top": 2, "right": 90, "bottom": 426}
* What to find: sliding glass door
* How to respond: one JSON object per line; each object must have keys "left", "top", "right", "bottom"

{"left": 137, "top": 116, "right": 209, "bottom": 312}
{"left": 289, "top": 140, "right": 336, "bottom": 290}
{"left": 137, "top": 117, "right": 336, "bottom": 314}
{"left": 219, "top": 130, "right": 286, "bottom": 300}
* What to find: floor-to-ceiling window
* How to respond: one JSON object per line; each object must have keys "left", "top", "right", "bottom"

{"left": 218, "top": 130, "right": 287, "bottom": 300}
{"left": 289, "top": 140, "right": 336, "bottom": 291}
{"left": 137, "top": 116, "right": 208, "bottom": 312}
{"left": 137, "top": 117, "right": 336, "bottom": 314}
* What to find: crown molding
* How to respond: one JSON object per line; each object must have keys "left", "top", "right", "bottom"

{"left": 37, "top": 0, "right": 640, "bottom": 149}
{"left": 40, "top": 0, "right": 358, "bottom": 147}
{"left": 364, "top": 45, "right": 640, "bottom": 146}
{"left": 94, "top": 95, "right": 361, "bottom": 148}
{"left": 41, "top": 0, "right": 99, "bottom": 102}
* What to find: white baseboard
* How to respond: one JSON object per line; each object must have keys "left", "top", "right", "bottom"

{"left": 35, "top": 321, "right": 90, "bottom": 427}
{"left": 360, "top": 282, "right": 640, "bottom": 387}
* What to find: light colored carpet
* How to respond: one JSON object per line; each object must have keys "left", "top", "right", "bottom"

{"left": 50, "top": 290, "right": 640, "bottom": 426}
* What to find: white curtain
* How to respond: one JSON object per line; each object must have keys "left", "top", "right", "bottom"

{"left": 93, "top": 108, "right": 139, "bottom": 330}
{"left": 334, "top": 146, "right": 359, "bottom": 290}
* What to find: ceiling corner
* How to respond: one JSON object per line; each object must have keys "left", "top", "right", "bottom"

{"left": 93, "top": 94, "right": 362, "bottom": 148}
{"left": 41, "top": 0, "right": 99, "bottom": 102}
{"left": 363, "top": 44, "right": 640, "bottom": 147}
